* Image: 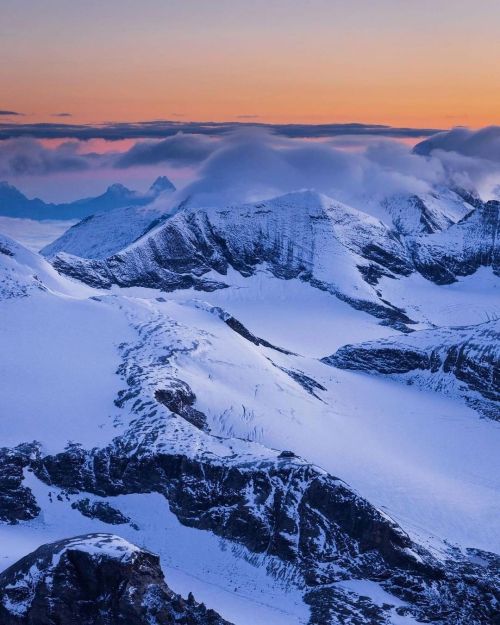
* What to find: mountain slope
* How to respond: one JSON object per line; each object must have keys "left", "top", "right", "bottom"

{"left": 412, "top": 200, "right": 500, "bottom": 283}
{"left": 41, "top": 202, "right": 172, "bottom": 260}
{"left": 323, "top": 320, "right": 500, "bottom": 418}
{"left": 378, "top": 187, "right": 475, "bottom": 236}
{"left": 48, "top": 191, "right": 500, "bottom": 331}
{"left": 0, "top": 232, "right": 91, "bottom": 299}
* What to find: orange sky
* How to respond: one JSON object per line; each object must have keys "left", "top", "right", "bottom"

{"left": 2, "top": 0, "right": 500, "bottom": 128}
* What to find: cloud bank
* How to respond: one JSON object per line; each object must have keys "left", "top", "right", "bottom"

{"left": 176, "top": 129, "right": 446, "bottom": 208}
{"left": 414, "top": 126, "right": 500, "bottom": 162}
{"left": 0, "top": 138, "right": 95, "bottom": 175}
{"left": 1, "top": 125, "right": 499, "bottom": 207}
{"left": 0, "top": 120, "right": 441, "bottom": 142}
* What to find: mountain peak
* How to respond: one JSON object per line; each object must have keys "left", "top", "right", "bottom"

{"left": 105, "top": 183, "right": 132, "bottom": 196}
{"left": 149, "top": 175, "right": 176, "bottom": 195}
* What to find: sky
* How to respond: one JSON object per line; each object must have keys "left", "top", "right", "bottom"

{"left": 1, "top": 0, "right": 500, "bottom": 215}
{"left": 2, "top": 0, "right": 500, "bottom": 127}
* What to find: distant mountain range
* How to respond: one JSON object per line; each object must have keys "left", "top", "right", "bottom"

{"left": 0, "top": 176, "right": 175, "bottom": 220}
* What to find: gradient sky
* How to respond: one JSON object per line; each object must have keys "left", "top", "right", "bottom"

{"left": 2, "top": 0, "right": 500, "bottom": 127}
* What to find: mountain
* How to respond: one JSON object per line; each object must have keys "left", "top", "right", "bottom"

{"left": 0, "top": 176, "right": 175, "bottom": 220}
{"left": 377, "top": 187, "right": 475, "bottom": 236}
{"left": 50, "top": 190, "right": 419, "bottom": 329}
{"left": 323, "top": 319, "right": 500, "bottom": 418}
{"left": 412, "top": 200, "right": 500, "bottom": 283}
{"left": 0, "top": 534, "right": 230, "bottom": 625}
{"left": 0, "top": 181, "right": 48, "bottom": 218}
{"left": 0, "top": 188, "right": 499, "bottom": 625}
{"left": 49, "top": 189, "right": 500, "bottom": 328}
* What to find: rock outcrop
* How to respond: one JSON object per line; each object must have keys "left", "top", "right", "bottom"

{"left": 0, "top": 533, "right": 231, "bottom": 625}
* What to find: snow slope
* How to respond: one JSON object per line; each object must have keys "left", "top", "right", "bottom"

{"left": 41, "top": 202, "right": 172, "bottom": 260}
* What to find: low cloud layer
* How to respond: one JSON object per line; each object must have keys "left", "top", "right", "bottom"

{"left": 0, "top": 216, "right": 76, "bottom": 250}
{"left": 1, "top": 125, "right": 500, "bottom": 207}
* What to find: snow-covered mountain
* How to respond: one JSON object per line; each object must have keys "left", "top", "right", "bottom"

{"left": 50, "top": 190, "right": 420, "bottom": 329}
{"left": 377, "top": 187, "right": 475, "bottom": 236}
{"left": 323, "top": 319, "right": 500, "bottom": 418}
{"left": 412, "top": 199, "right": 500, "bottom": 283}
{"left": 0, "top": 176, "right": 175, "bottom": 221}
{"left": 0, "top": 187, "right": 499, "bottom": 625}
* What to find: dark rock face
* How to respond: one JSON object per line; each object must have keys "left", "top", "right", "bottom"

{"left": 71, "top": 498, "right": 133, "bottom": 526}
{"left": 0, "top": 445, "right": 40, "bottom": 523}
{"left": 323, "top": 320, "right": 500, "bottom": 418}
{"left": 201, "top": 303, "right": 295, "bottom": 353}
{"left": 3, "top": 437, "right": 496, "bottom": 624}
{"left": 0, "top": 533, "right": 231, "bottom": 625}
{"left": 277, "top": 367, "right": 327, "bottom": 398}
{"left": 323, "top": 345, "right": 431, "bottom": 374}
{"left": 31, "top": 445, "right": 419, "bottom": 578}
{"left": 155, "top": 381, "right": 208, "bottom": 431}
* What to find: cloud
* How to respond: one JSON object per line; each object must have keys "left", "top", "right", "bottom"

{"left": 0, "top": 120, "right": 442, "bottom": 142}
{"left": 414, "top": 127, "right": 500, "bottom": 193}
{"left": 0, "top": 138, "right": 96, "bottom": 176}
{"left": 51, "top": 112, "right": 72, "bottom": 118}
{"left": 114, "top": 133, "right": 217, "bottom": 168}
{"left": 414, "top": 126, "right": 500, "bottom": 162}
{"left": 177, "top": 128, "right": 446, "bottom": 208}
{"left": 0, "top": 110, "right": 23, "bottom": 116}
{"left": 1, "top": 126, "right": 498, "bottom": 206}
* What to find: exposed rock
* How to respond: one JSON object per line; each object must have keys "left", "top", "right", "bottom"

{"left": 323, "top": 320, "right": 500, "bottom": 418}
{"left": 155, "top": 380, "right": 208, "bottom": 431}
{"left": 71, "top": 498, "right": 133, "bottom": 526}
{"left": 193, "top": 301, "right": 295, "bottom": 354}
{"left": 8, "top": 437, "right": 499, "bottom": 624}
{"left": 0, "top": 533, "right": 231, "bottom": 625}
{"left": 413, "top": 200, "right": 500, "bottom": 283}
{"left": 0, "top": 444, "right": 40, "bottom": 523}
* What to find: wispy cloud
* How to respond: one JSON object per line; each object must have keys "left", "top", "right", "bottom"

{"left": 0, "top": 110, "right": 23, "bottom": 116}
{"left": 51, "top": 112, "right": 72, "bottom": 118}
